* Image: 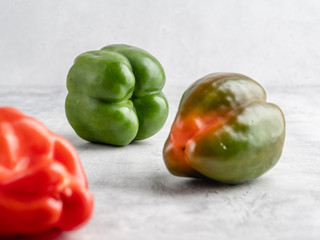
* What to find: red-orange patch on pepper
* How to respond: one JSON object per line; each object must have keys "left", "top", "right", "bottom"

{"left": 164, "top": 111, "right": 228, "bottom": 177}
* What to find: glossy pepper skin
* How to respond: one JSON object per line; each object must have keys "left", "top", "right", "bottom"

{"left": 163, "top": 73, "right": 285, "bottom": 184}
{"left": 65, "top": 44, "right": 169, "bottom": 146}
{"left": 0, "top": 107, "right": 93, "bottom": 236}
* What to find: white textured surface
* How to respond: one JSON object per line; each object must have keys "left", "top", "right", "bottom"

{"left": 1, "top": 1, "right": 320, "bottom": 238}
{"left": 0, "top": 85, "right": 319, "bottom": 240}
{"left": 0, "top": 0, "right": 320, "bottom": 87}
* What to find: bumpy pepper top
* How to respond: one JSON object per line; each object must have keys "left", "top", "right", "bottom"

{"left": 66, "top": 44, "right": 169, "bottom": 146}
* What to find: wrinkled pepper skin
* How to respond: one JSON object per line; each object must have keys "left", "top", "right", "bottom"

{"left": 65, "top": 44, "right": 169, "bottom": 146}
{"left": 0, "top": 107, "right": 93, "bottom": 236}
{"left": 163, "top": 73, "right": 285, "bottom": 184}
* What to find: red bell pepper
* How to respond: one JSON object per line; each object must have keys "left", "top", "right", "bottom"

{"left": 0, "top": 107, "right": 94, "bottom": 236}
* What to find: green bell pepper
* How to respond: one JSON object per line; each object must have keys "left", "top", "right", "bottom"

{"left": 163, "top": 73, "right": 285, "bottom": 184}
{"left": 65, "top": 44, "right": 169, "bottom": 146}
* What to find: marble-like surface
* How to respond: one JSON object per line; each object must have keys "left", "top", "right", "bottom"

{"left": 0, "top": 85, "right": 320, "bottom": 240}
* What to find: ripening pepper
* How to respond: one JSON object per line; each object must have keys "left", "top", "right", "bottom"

{"left": 163, "top": 73, "right": 285, "bottom": 184}
{"left": 0, "top": 107, "right": 93, "bottom": 236}
{"left": 65, "top": 44, "right": 169, "bottom": 146}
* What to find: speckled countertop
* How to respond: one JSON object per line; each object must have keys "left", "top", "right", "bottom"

{"left": 0, "top": 85, "right": 319, "bottom": 240}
